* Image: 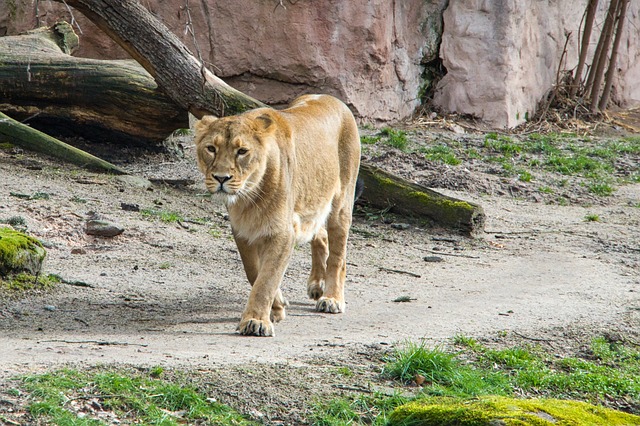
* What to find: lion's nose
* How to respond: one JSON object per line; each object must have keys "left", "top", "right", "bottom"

{"left": 213, "top": 175, "right": 232, "bottom": 184}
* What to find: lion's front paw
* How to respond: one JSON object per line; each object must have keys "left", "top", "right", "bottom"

{"left": 316, "top": 297, "right": 345, "bottom": 314}
{"left": 307, "top": 280, "right": 324, "bottom": 300}
{"left": 238, "top": 318, "right": 275, "bottom": 337}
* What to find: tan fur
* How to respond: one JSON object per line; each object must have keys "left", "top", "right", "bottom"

{"left": 195, "top": 94, "right": 361, "bottom": 336}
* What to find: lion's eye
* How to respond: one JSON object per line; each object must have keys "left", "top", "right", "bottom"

{"left": 206, "top": 145, "right": 216, "bottom": 154}
{"left": 237, "top": 148, "right": 248, "bottom": 156}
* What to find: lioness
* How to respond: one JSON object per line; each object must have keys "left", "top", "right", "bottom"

{"left": 195, "top": 94, "right": 361, "bottom": 336}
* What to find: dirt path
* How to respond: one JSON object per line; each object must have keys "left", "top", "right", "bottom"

{"left": 0, "top": 137, "right": 638, "bottom": 380}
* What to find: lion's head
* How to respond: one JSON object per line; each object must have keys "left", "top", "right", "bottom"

{"left": 194, "top": 113, "right": 276, "bottom": 205}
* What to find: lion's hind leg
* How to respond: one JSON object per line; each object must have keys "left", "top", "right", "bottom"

{"left": 307, "top": 227, "right": 329, "bottom": 300}
{"left": 315, "top": 206, "right": 351, "bottom": 314}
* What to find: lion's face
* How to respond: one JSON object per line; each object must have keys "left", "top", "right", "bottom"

{"left": 195, "top": 114, "right": 273, "bottom": 204}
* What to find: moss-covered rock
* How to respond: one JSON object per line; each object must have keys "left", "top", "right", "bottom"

{"left": 388, "top": 396, "right": 640, "bottom": 426}
{"left": 0, "top": 227, "right": 46, "bottom": 277}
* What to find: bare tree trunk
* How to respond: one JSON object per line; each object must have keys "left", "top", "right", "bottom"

{"left": 598, "top": 0, "right": 629, "bottom": 110}
{"left": 587, "top": 0, "right": 619, "bottom": 112}
{"left": 570, "top": 0, "right": 599, "bottom": 97}
{"left": 51, "top": 0, "right": 264, "bottom": 119}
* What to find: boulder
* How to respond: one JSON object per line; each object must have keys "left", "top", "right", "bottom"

{"left": 433, "top": 0, "right": 640, "bottom": 128}
{"left": 0, "top": 227, "right": 46, "bottom": 277}
{"left": 389, "top": 396, "right": 640, "bottom": 425}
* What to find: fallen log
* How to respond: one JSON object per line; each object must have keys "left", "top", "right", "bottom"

{"left": 48, "top": 2, "right": 485, "bottom": 234}
{"left": 359, "top": 165, "right": 485, "bottom": 235}
{"left": 0, "top": 22, "right": 188, "bottom": 146}
{"left": 0, "top": 111, "right": 126, "bottom": 174}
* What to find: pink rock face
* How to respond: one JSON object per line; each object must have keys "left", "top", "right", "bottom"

{"left": 434, "top": 0, "right": 640, "bottom": 128}
{"left": 4, "top": 1, "right": 639, "bottom": 128}
{"left": 4, "top": 0, "right": 445, "bottom": 123}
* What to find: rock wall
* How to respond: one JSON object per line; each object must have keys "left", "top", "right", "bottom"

{"left": 4, "top": 1, "right": 640, "bottom": 128}
{"left": 3, "top": 0, "right": 447, "bottom": 123}
{"left": 434, "top": 0, "right": 640, "bottom": 128}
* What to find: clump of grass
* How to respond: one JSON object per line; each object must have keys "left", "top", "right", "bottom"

{"left": 587, "top": 179, "right": 615, "bottom": 196}
{"left": 1, "top": 273, "right": 60, "bottom": 292}
{"left": 484, "top": 133, "right": 522, "bottom": 156}
{"left": 336, "top": 367, "right": 354, "bottom": 378}
{"left": 21, "top": 368, "right": 255, "bottom": 425}
{"left": 421, "top": 145, "right": 461, "bottom": 165}
{"left": 584, "top": 213, "right": 601, "bottom": 222}
{"left": 518, "top": 169, "right": 533, "bottom": 182}
{"left": 546, "top": 154, "right": 610, "bottom": 175}
{"left": 380, "top": 128, "right": 409, "bottom": 151}
{"left": 360, "top": 135, "right": 381, "bottom": 145}
{"left": 140, "top": 208, "right": 185, "bottom": 223}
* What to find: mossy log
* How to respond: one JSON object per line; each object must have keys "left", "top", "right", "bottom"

{"left": 0, "top": 227, "right": 46, "bottom": 277}
{"left": 0, "top": 22, "right": 188, "bottom": 146}
{"left": 388, "top": 396, "right": 640, "bottom": 425}
{"left": 0, "top": 111, "right": 126, "bottom": 174}
{"left": 359, "top": 164, "right": 485, "bottom": 235}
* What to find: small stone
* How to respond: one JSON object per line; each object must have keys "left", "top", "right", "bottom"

{"left": 85, "top": 220, "right": 124, "bottom": 237}
{"left": 424, "top": 256, "right": 444, "bottom": 263}
{"left": 120, "top": 203, "right": 140, "bottom": 212}
{"left": 44, "top": 305, "right": 56, "bottom": 311}
{"left": 71, "top": 248, "right": 86, "bottom": 254}
{"left": 391, "top": 223, "right": 410, "bottom": 230}
{"left": 114, "top": 175, "right": 152, "bottom": 189}
{"left": 414, "top": 374, "right": 426, "bottom": 386}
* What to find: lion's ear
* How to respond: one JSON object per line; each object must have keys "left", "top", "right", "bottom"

{"left": 255, "top": 114, "right": 274, "bottom": 132}
{"left": 195, "top": 115, "right": 218, "bottom": 133}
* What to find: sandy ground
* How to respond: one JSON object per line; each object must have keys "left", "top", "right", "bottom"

{"left": 1, "top": 132, "right": 638, "bottom": 385}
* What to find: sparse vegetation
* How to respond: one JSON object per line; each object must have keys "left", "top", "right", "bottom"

{"left": 364, "top": 128, "right": 638, "bottom": 203}
{"left": 584, "top": 213, "right": 601, "bottom": 222}
{"left": 140, "top": 208, "right": 185, "bottom": 223}
{"left": 380, "top": 128, "right": 409, "bottom": 151}
{"left": 19, "top": 368, "right": 256, "bottom": 425}
{"left": 421, "top": 144, "right": 461, "bottom": 165}
{"left": 312, "top": 336, "right": 640, "bottom": 425}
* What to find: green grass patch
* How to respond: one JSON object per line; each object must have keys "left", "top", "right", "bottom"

{"left": 361, "top": 135, "right": 382, "bottom": 145}
{"left": 420, "top": 145, "right": 461, "bottom": 165}
{"left": 584, "top": 213, "right": 601, "bottom": 222}
{"left": 140, "top": 208, "right": 185, "bottom": 223}
{"left": 0, "top": 272, "right": 60, "bottom": 292}
{"left": 394, "top": 337, "right": 640, "bottom": 402}
{"left": 545, "top": 154, "right": 611, "bottom": 175}
{"left": 517, "top": 169, "right": 533, "bottom": 182}
{"left": 380, "top": 128, "right": 409, "bottom": 151}
{"left": 586, "top": 179, "right": 615, "bottom": 196}
{"left": 21, "top": 368, "right": 255, "bottom": 425}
